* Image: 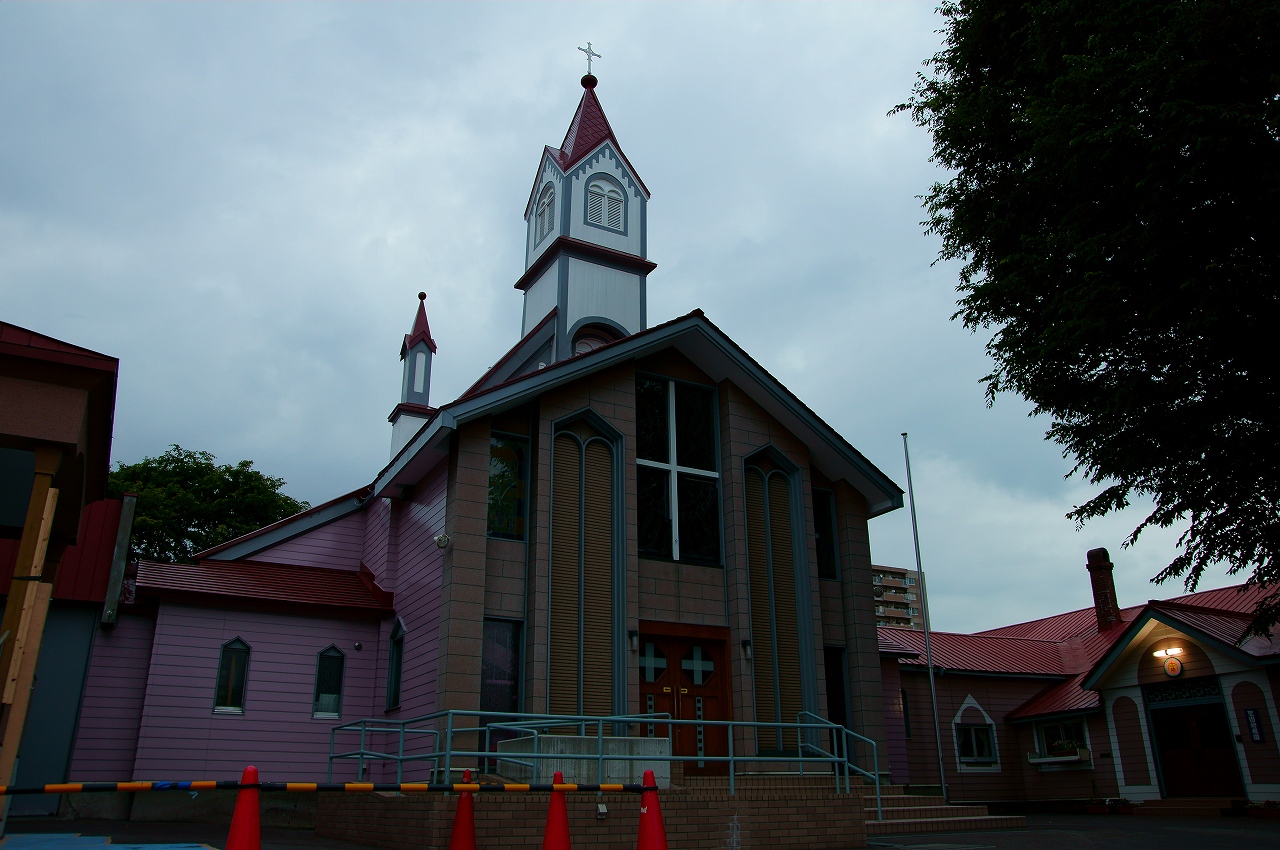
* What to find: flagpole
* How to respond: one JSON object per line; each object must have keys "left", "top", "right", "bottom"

{"left": 902, "top": 432, "right": 948, "bottom": 802}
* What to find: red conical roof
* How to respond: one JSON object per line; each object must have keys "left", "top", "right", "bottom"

{"left": 402, "top": 292, "right": 437, "bottom": 356}
{"left": 537, "top": 77, "right": 649, "bottom": 199}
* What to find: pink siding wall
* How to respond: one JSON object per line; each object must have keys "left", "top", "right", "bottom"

{"left": 880, "top": 658, "right": 909, "bottom": 784}
{"left": 254, "top": 512, "right": 367, "bottom": 570}
{"left": 67, "top": 613, "right": 156, "bottom": 780}
{"left": 363, "top": 497, "right": 393, "bottom": 585}
{"left": 384, "top": 465, "right": 447, "bottom": 779}
{"left": 132, "top": 603, "right": 381, "bottom": 782}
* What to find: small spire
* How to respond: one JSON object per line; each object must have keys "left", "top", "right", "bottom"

{"left": 403, "top": 291, "right": 437, "bottom": 356}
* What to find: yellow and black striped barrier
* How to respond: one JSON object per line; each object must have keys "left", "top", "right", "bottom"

{"left": 0, "top": 780, "right": 654, "bottom": 796}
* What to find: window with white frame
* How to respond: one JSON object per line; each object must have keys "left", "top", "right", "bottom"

{"left": 214, "top": 638, "right": 250, "bottom": 713}
{"left": 535, "top": 184, "right": 555, "bottom": 244}
{"left": 1037, "top": 718, "right": 1086, "bottom": 755}
{"left": 636, "top": 376, "right": 720, "bottom": 565}
{"left": 955, "top": 723, "right": 996, "bottom": 763}
{"left": 586, "top": 178, "right": 624, "bottom": 232}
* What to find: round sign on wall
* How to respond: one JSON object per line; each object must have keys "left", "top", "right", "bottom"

{"left": 1163, "top": 656, "right": 1183, "bottom": 677}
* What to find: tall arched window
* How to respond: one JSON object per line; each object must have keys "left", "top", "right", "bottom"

{"left": 313, "top": 645, "right": 346, "bottom": 718}
{"left": 535, "top": 184, "right": 556, "bottom": 243}
{"left": 214, "top": 638, "right": 251, "bottom": 713}
{"left": 586, "top": 178, "right": 625, "bottom": 232}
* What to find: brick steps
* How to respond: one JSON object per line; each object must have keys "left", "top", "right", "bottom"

{"left": 867, "top": 815, "right": 1027, "bottom": 836}
{"left": 867, "top": 805, "right": 992, "bottom": 820}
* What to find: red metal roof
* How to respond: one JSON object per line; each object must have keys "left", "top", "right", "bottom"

{"left": 878, "top": 633, "right": 919, "bottom": 657}
{"left": 536, "top": 82, "right": 650, "bottom": 200}
{"left": 401, "top": 292, "right": 437, "bottom": 356}
{"left": 1009, "top": 673, "right": 1098, "bottom": 719}
{"left": 0, "top": 497, "right": 123, "bottom": 602}
{"left": 136, "top": 559, "right": 392, "bottom": 613}
{"left": 0, "top": 322, "right": 118, "bottom": 372}
{"left": 881, "top": 627, "right": 1066, "bottom": 676}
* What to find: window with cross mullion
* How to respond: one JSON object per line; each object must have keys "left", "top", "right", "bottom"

{"left": 636, "top": 376, "right": 721, "bottom": 566}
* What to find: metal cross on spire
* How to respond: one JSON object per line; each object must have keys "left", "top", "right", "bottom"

{"left": 578, "top": 42, "right": 601, "bottom": 75}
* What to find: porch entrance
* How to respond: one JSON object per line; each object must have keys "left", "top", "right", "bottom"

{"left": 1150, "top": 702, "right": 1244, "bottom": 797}
{"left": 637, "top": 621, "right": 731, "bottom": 776}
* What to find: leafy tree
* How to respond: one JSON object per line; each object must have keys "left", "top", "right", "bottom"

{"left": 899, "top": 1, "right": 1280, "bottom": 630}
{"left": 108, "top": 445, "right": 310, "bottom": 564}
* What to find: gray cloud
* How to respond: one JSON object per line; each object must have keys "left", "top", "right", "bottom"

{"left": 0, "top": 2, "right": 1228, "bottom": 632}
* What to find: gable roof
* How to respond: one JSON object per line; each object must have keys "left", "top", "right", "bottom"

{"left": 890, "top": 581, "right": 1279, "bottom": 720}
{"left": 377, "top": 308, "right": 904, "bottom": 516}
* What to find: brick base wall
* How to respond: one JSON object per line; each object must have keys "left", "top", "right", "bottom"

{"left": 317, "top": 781, "right": 868, "bottom": 849}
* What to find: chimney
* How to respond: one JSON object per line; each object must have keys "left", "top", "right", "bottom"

{"left": 1086, "top": 547, "right": 1122, "bottom": 631}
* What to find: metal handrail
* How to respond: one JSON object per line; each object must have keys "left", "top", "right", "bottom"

{"left": 328, "top": 709, "right": 882, "bottom": 819}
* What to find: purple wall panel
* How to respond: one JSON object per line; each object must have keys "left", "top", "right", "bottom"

{"left": 383, "top": 465, "right": 447, "bottom": 779}
{"left": 254, "top": 512, "right": 366, "bottom": 570}
{"left": 132, "top": 603, "right": 382, "bottom": 782}
{"left": 66, "top": 613, "right": 156, "bottom": 780}
{"left": 362, "top": 497, "right": 392, "bottom": 585}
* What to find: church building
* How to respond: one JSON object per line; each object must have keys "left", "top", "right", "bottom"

{"left": 63, "top": 73, "right": 904, "bottom": 790}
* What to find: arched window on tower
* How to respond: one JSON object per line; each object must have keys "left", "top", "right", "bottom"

{"left": 572, "top": 323, "right": 620, "bottom": 356}
{"left": 535, "top": 184, "right": 556, "bottom": 244}
{"left": 586, "top": 178, "right": 625, "bottom": 232}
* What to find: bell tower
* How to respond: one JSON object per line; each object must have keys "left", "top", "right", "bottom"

{"left": 517, "top": 73, "right": 655, "bottom": 362}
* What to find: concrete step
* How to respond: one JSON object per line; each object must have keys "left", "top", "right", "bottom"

{"left": 867, "top": 815, "right": 1027, "bottom": 836}
{"left": 866, "top": 805, "right": 991, "bottom": 820}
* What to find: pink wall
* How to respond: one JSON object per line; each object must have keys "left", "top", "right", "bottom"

{"left": 254, "top": 511, "right": 367, "bottom": 570}
{"left": 362, "top": 497, "right": 393, "bottom": 585}
{"left": 880, "top": 657, "right": 909, "bottom": 784}
{"left": 67, "top": 613, "right": 156, "bottom": 780}
{"left": 381, "top": 465, "right": 447, "bottom": 779}
{"left": 132, "top": 603, "right": 382, "bottom": 782}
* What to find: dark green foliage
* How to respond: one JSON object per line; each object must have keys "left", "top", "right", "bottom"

{"left": 108, "top": 445, "right": 310, "bottom": 564}
{"left": 901, "top": 1, "right": 1280, "bottom": 631}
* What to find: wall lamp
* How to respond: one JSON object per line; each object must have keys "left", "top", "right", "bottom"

{"left": 741, "top": 639, "right": 753, "bottom": 662}
{"left": 434, "top": 533, "right": 451, "bottom": 550}
{"left": 628, "top": 630, "right": 639, "bottom": 652}
{"left": 1152, "top": 647, "right": 1183, "bottom": 658}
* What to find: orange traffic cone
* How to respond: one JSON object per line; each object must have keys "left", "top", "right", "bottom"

{"left": 448, "top": 769, "right": 477, "bottom": 850}
{"left": 225, "top": 765, "right": 261, "bottom": 850}
{"left": 541, "top": 770, "right": 571, "bottom": 850}
{"left": 636, "top": 769, "right": 668, "bottom": 850}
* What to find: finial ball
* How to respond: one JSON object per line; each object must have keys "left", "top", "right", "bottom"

{"left": 418, "top": 291, "right": 426, "bottom": 301}
{"left": 581, "top": 74, "right": 598, "bottom": 90}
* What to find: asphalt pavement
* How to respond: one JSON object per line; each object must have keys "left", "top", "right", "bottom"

{"left": 868, "top": 814, "right": 1280, "bottom": 850}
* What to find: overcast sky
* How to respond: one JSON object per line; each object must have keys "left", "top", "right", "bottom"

{"left": 0, "top": 2, "right": 1235, "bottom": 632}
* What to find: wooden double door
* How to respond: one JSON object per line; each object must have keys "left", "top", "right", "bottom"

{"left": 1150, "top": 702, "right": 1245, "bottom": 797}
{"left": 637, "top": 622, "right": 731, "bottom": 776}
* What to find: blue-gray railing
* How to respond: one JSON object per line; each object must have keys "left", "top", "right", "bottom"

{"left": 329, "top": 709, "right": 881, "bottom": 820}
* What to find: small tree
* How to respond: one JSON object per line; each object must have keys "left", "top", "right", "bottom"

{"left": 109, "top": 445, "right": 310, "bottom": 564}
{"left": 899, "top": 1, "right": 1280, "bottom": 630}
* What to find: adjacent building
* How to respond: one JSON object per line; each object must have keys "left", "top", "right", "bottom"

{"left": 881, "top": 548, "right": 1280, "bottom": 805}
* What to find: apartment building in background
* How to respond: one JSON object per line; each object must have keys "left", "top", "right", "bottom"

{"left": 872, "top": 564, "right": 923, "bottom": 630}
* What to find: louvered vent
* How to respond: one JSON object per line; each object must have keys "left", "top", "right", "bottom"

{"left": 549, "top": 434, "right": 581, "bottom": 716}
{"left": 582, "top": 440, "right": 614, "bottom": 718}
